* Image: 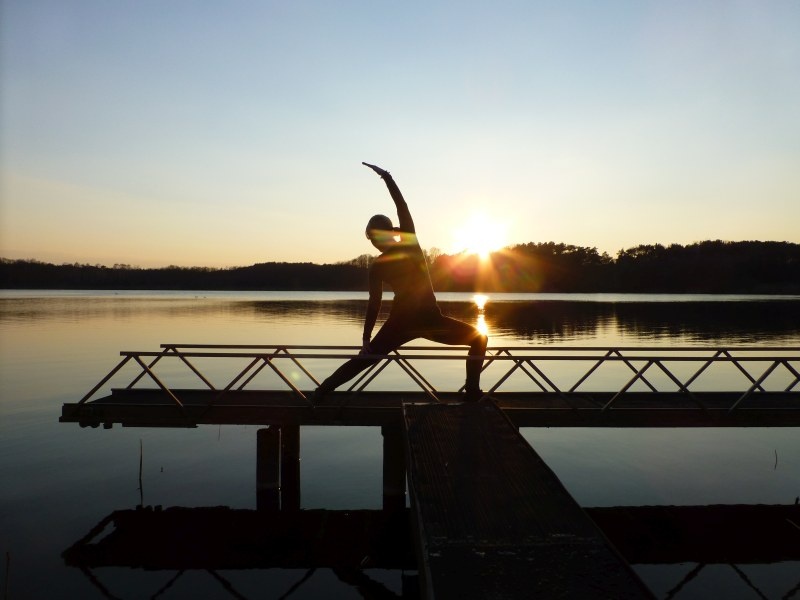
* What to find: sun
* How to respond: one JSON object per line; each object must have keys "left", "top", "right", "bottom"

{"left": 451, "top": 212, "right": 508, "bottom": 260}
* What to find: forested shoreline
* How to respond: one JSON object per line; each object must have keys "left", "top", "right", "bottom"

{"left": 2, "top": 241, "right": 799, "bottom": 294}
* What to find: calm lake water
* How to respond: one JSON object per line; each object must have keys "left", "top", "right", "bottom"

{"left": 1, "top": 290, "right": 799, "bottom": 599}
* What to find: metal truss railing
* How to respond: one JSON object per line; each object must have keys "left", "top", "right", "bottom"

{"left": 76, "top": 344, "right": 800, "bottom": 412}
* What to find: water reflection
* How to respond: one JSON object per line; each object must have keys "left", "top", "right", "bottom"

{"left": 472, "top": 294, "right": 489, "bottom": 336}
{"left": 3, "top": 292, "right": 800, "bottom": 599}
{"left": 241, "top": 297, "right": 800, "bottom": 345}
{"left": 461, "top": 299, "right": 800, "bottom": 344}
{"left": 3, "top": 295, "right": 798, "bottom": 346}
{"left": 64, "top": 506, "right": 416, "bottom": 599}
{"left": 472, "top": 294, "right": 489, "bottom": 311}
{"left": 64, "top": 502, "right": 800, "bottom": 600}
{"left": 59, "top": 420, "right": 800, "bottom": 599}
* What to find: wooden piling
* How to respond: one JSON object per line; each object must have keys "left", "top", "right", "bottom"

{"left": 280, "top": 424, "right": 301, "bottom": 511}
{"left": 256, "top": 427, "right": 280, "bottom": 511}
{"left": 382, "top": 424, "right": 406, "bottom": 512}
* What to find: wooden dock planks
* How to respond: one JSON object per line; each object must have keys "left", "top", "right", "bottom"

{"left": 403, "top": 401, "right": 654, "bottom": 599}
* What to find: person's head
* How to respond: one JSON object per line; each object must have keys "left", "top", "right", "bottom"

{"left": 365, "top": 214, "right": 398, "bottom": 251}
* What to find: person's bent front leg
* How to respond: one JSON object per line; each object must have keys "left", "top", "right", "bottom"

{"left": 424, "top": 314, "right": 488, "bottom": 399}
{"left": 465, "top": 331, "right": 488, "bottom": 398}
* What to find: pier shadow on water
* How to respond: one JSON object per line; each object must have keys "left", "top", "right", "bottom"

{"left": 64, "top": 505, "right": 418, "bottom": 599}
{"left": 63, "top": 503, "right": 800, "bottom": 600}
{"left": 61, "top": 423, "right": 800, "bottom": 600}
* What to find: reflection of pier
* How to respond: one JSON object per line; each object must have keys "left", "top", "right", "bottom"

{"left": 61, "top": 344, "right": 800, "bottom": 599}
{"left": 66, "top": 507, "right": 415, "bottom": 570}
{"left": 64, "top": 504, "right": 800, "bottom": 598}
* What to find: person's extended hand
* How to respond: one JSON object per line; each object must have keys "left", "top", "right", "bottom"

{"left": 362, "top": 162, "right": 391, "bottom": 179}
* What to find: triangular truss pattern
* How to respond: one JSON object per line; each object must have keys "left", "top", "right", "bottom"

{"left": 74, "top": 344, "right": 800, "bottom": 414}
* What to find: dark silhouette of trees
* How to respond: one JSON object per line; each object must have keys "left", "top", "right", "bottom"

{"left": 2, "top": 240, "right": 798, "bottom": 293}
{"left": 427, "top": 243, "right": 615, "bottom": 293}
{"left": 612, "top": 241, "right": 800, "bottom": 293}
{"left": 0, "top": 260, "right": 369, "bottom": 291}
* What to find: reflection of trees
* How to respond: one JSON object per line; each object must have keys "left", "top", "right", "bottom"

{"left": 296, "top": 298, "right": 800, "bottom": 343}
{"left": 476, "top": 300, "right": 800, "bottom": 343}
{"left": 245, "top": 300, "right": 376, "bottom": 325}
{"left": 3, "top": 296, "right": 798, "bottom": 344}
{"left": 611, "top": 300, "right": 800, "bottom": 343}
{"left": 482, "top": 302, "right": 613, "bottom": 342}
{"left": 429, "top": 301, "right": 612, "bottom": 342}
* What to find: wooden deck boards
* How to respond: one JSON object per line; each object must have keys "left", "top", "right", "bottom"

{"left": 402, "top": 401, "right": 654, "bottom": 600}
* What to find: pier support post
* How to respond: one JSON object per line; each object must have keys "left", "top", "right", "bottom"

{"left": 256, "top": 427, "right": 280, "bottom": 511}
{"left": 281, "top": 424, "right": 301, "bottom": 511}
{"left": 382, "top": 424, "right": 406, "bottom": 512}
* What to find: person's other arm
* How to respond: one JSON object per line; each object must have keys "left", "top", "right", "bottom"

{"left": 361, "top": 265, "right": 382, "bottom": 353}
{"left": 363, "top": 162, "right": 415, "bottom": 233}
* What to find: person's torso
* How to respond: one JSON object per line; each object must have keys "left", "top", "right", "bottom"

{"left": 374, "top": 243, "right": 437, "bottom": 312}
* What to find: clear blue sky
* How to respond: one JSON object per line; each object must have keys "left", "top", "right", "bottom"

{"left": 2, "top": 1, "right": 798, "bottom": 267}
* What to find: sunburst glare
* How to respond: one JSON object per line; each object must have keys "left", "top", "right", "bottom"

{"left": 452, "top": 213, "right": 508, "bottom": 260}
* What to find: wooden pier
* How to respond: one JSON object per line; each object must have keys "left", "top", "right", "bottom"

{"left": 60, "top": 344, "right": 800, "bottom": 599}
{"left": 62, "top": 388, "right": 800, "bottom": 428}
{"left": 61, "top": 344, "right": 800, "bottom": 428}
{"left": 404, "top": 401, "right": 653, "bottom": 599}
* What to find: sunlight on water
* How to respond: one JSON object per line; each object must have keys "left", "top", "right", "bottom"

{"left": 472, "top": 293, "right": 489, "bottom": 310}
{"left": 472, "top": 293, "right": 489, "bottom": 336}
{"left": 476, "top": 313, "right": 489, "bottom": 337}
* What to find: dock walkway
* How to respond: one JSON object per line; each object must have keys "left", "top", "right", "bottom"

{"left": 403, "top": 401, "right": 654, "bottom": 599}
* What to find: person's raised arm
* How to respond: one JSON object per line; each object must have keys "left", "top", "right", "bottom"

{"left": 362, "top": 162, "right": 415, "bottom": 233}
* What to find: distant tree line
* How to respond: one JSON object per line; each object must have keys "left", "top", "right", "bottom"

{"left": 427, "top": 241, "right": 800, "bottom": 293}
{"left": 2, "top": 241, "right": 798, "bottom": 293}
{"left": 0, "top": 261, "right": 366, "bottom": 291}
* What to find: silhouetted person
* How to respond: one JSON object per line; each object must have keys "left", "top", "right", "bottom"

{"left": 315, "top": 162, "right": 488, "bottom": 401}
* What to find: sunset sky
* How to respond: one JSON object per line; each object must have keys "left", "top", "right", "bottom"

{"left": 2, "top": 1, "right": 799, "bottom": 268}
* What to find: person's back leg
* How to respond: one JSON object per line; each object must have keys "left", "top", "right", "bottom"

{"left": 316, "top": 318, "right": 413, "bottom": 397}
{"left": 316, "top": 354, "right": 380, "bottom": 397}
